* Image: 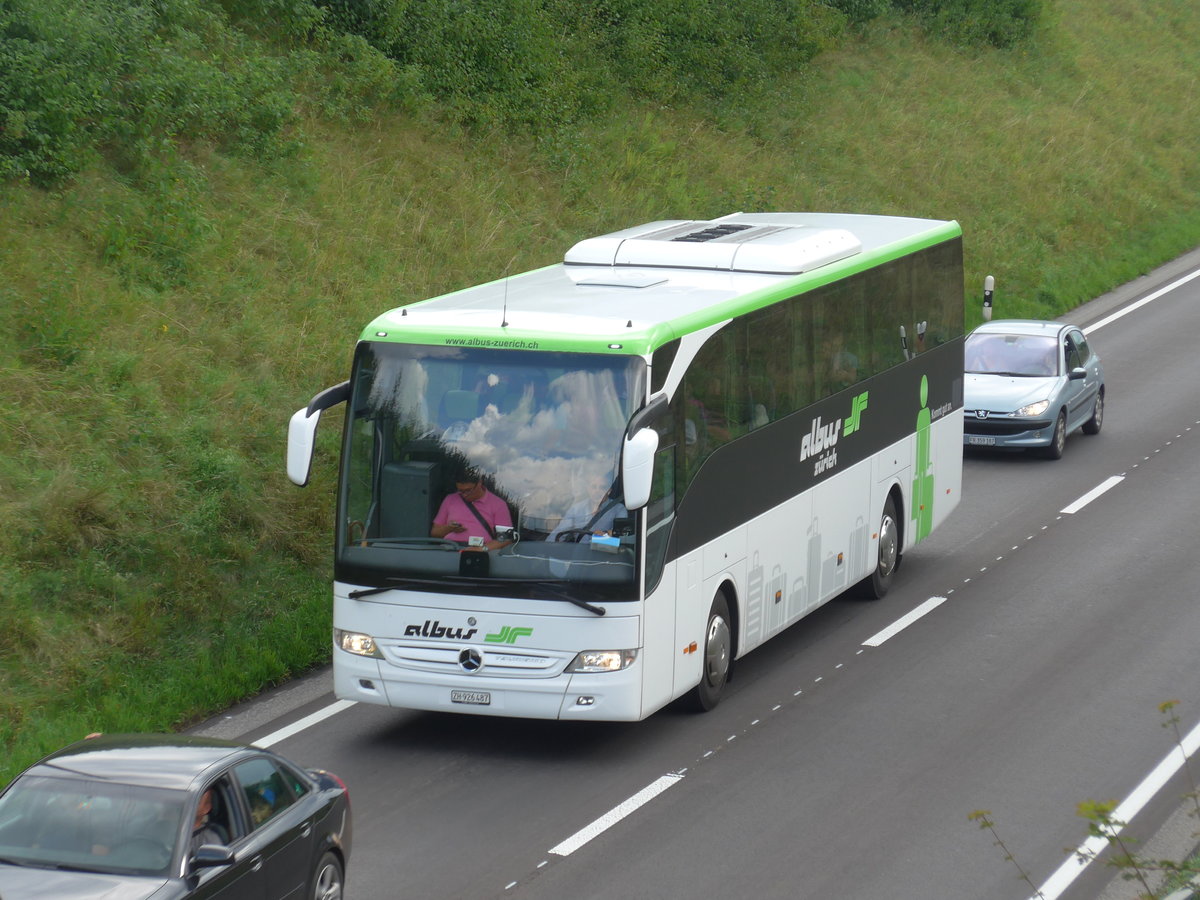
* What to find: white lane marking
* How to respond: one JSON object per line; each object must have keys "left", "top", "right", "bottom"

{"left": 1060, "top": 475, "right": 1124, "bottom": 514}
{"left": 253, "top": 700, "right": 356, "bottom": 748}
{"left": 1084, "top": 267, "right": 1200, "bottom": 334}
{"left": 548, "top": 773, "right": 684, "bottom": 857}
{"left": 862, "top": 597, "right": 947, "bottom": 647}
{"left": 1029, "top": 716, "right": 1200, "bottom": 900}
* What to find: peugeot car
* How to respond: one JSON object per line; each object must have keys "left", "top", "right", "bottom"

{"left": 963, "top": 319, "right": 1104, "bottom": 459}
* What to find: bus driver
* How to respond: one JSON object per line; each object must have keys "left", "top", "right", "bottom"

{"left": 431, "top": 467, "right": 514, "bottom": 550}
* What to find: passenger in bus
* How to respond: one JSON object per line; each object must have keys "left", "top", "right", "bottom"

{"left": 825, "top": 333, "right": 860, "bottom": 392}
{"left": 547, "top": 470, "right": 627, "bottom": 543}
{"left": 431, "top": 466, "right": 514, "bottom": 549}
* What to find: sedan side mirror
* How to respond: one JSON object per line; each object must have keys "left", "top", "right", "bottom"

{"left": 191, "top": 844, "right": 235, "bottom": 870}
{"left": 1068, "top": 367, "right": 1086, "bottom": 381}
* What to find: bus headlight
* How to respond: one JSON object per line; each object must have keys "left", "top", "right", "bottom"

{"left": 567, "top": 649, "right": 637, "bottom": 673}
{"left": 335, "top": 629, "right": 383, "bottom": 658}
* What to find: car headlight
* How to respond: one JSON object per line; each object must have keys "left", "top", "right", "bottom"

{"left": 1015, "top": 399, "right": 1050, "bottom": 417}
{"left": 335, "top": 629, "right": 383, "bottom": 658}
{"left": 567, "top": 649, "right": 638, "bottom": 673}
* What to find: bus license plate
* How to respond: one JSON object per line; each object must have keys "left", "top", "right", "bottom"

{"left": 967, "top": 435, "right": 996, "bottom": 446}
{"left": 451, "top": 690, "right": 491, "bottom": 706}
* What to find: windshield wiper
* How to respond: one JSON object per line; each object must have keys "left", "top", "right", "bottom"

{"left": 527, "top": 582, "right": 606, "bottom": 616}
{"left": 349, "top": 573, "right": 500, "bottom": 599}
{"left": 350, "top": 576, "right": 607, "bottom": 615}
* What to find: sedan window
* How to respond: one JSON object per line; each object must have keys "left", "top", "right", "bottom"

{"left": 233, "top": 758, "right": 297, "bottom": 828}
{"left": 965, "top": 333, "right": 1058, "bottom": 376}
{"left": 277, "top": 762, "right": 311, "bottom": 800}
{"left": 1067, "top": 330, "right": 1091, "bottom": 364}
{"left": 0, "top": 775, "right": 185, "bottom": 876}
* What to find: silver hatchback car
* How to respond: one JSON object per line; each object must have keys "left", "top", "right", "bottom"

{"left": 963, "top": 319, "right": 1104, "bottom": 459}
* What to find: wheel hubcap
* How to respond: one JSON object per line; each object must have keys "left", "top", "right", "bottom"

{"left": 704, "top": 613, "right": 731, "bottom": 687}
{"left": 315, "top": 863, "right": 342, "bottom": 900}
{"left": 878, "top": 513, "right": 898, "bottom": 576}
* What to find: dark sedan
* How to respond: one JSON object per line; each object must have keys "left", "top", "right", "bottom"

{"left": 0, "top": 733, "right": 351, "bottom": 899}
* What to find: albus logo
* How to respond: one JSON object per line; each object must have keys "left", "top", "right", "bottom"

{"left": 799, "top": 416, "right": 840, "bottom": 462}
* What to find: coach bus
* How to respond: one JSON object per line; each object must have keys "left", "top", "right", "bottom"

{"left": 287, "top": 211, "right": 965, "bottom": 720}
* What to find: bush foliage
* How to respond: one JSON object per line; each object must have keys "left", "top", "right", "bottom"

{"left": 1, "top": 0, "right": 1044, "bottom": 187}
{"left": 0, "top": 0, "right": 302, "bottom": 187}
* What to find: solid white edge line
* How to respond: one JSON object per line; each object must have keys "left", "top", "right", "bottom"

{"left": 549, "top": 773, "right": 684, "bottom": 857}
{"left": 1084, "top": 267, "right": 1200, "bottom": 335}
{"left": 1060, "top": 475, "right": 1124, "bottom": 515}
{"left": 862, "top": 597, "right": 947, "bottom": 647}
{"left": 253, "top": 699, "right": 357, "bottom": 748}
{"left": 1029, "top": 717, "right": 1200, "bottom": 900}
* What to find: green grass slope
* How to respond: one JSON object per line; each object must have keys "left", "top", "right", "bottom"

{"left": 2, "top": 0, "right": 1199, "bottom": 781}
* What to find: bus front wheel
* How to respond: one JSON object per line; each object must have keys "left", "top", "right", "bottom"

{"left": 858, "top": 496, "right": 899, "bottom": 600}
{"left": 688, "top": 594, "right": 731, "bottom": 712}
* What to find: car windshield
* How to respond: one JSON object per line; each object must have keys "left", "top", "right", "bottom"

{"left": 336, "top": 342, "right": 647, "bottom": 602}
{"left": 965, "top": 332, "right": 1058, "bottom": 377}
{"left": 0, "top": 774, "right": 186, "bottom": 876}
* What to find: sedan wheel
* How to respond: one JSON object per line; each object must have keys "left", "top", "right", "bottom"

{"left": 312, "top": 852, "right": 343, "bottom": 900}
{"left": 1082, "top": 389, "right": 1104, "bottom": 435}
{"left": 1042, "top": 410, "right": 1067, "bottom": 460}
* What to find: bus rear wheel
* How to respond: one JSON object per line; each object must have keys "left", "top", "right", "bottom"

{"left": 858, "top": 496, "right": 899, "bottom": 599}
{"left": 688, "top": 594, "right": 731, "bottom": 712}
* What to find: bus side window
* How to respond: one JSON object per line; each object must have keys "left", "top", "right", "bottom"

{"left": 643, "top": 443, "right": 676, "bottom": 594}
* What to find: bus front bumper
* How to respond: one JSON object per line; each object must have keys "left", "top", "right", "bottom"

{"left": 333, "top": 648, "right": 646, "bottom": 721}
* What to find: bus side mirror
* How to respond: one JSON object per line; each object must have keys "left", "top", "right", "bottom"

{"left": 287, "top": 407, "right": 320, "bottom": 486}
{"left": 621, "top": 428, "right": 659, "bottom": 511}
{"left": 287, "top": 381, "right": 350, "bottom": 486}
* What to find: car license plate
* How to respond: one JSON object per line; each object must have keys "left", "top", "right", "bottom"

{"left": 451, "top": 690, "right": 491, "bottom": 706}
{"left": 967, "top": 435, "right": 996, "bottom": 446}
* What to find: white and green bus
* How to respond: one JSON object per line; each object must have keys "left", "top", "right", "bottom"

{"left": 288, "top": 212, "right": 964, "bottom": 720}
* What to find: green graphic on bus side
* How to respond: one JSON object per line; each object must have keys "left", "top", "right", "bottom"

{"left": 912, "top": 375, "right": 934, "bottom": 542}
{"left": 843, "top": 391, "right": 869, "bottom": 437}
{"left": 485, "top": 626, "right": 534, "bottom": 644}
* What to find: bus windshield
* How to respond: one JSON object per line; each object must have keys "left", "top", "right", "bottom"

{"left": 336, "top": 342, "right": 647, "bottom": 600}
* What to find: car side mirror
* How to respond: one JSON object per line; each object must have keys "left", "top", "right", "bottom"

{"left": 191, "top": 844, "right": 235, "bottom": 870}
{"left": 1068, "top": 367, "right": 1086, "bottom": 381}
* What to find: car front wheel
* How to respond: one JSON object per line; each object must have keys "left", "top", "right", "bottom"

{"left": 1042, "top": 410, "right": 1067, "bottom": 460}
{"left": 1082, "top": 388, "right": 1104, "bottom": 435}
{"left": 311, "top": 851, "right": 344, "bottom": 900}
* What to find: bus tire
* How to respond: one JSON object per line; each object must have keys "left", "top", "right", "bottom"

{"left": 859, "top": 495, "right": 900, "bottom": 600}
{"left": 688, "top": 594, "right": 732, "bottom": 712}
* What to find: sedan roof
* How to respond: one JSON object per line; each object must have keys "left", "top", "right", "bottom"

{"left": 970, "top": 319, "right": 1072, "bottom": 337}
{"left": 21, "top": 734, "right": 255, "bottom": 790}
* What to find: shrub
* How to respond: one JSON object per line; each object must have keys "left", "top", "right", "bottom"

{"left": 0, "top": 0, "right": 299, "bottom": 187}
{"left": 892, "top": 0, "right": 1045, "bottom": 48}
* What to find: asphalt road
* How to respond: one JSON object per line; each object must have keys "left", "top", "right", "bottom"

{"left": 195, "top": 248, "right": 1200, "bottom": 900}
